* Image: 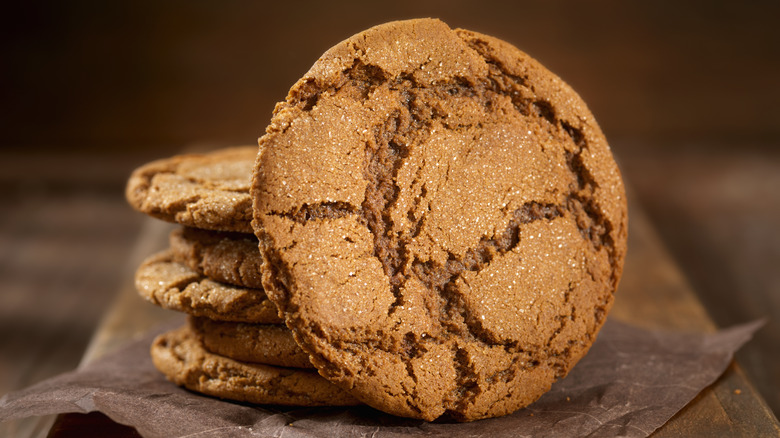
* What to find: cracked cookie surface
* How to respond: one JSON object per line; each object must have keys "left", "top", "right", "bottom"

{"left": 126, "top": 146, "right": 255, "bottom": 232}
{"left": 151, "top": 325, "right": 359, "bottom": 406}
{"left": 189, "top": 316, "right": 314, "bottom": 369}
{"left": 169, "top": 227, "right": 264, "bottom": 289}
{"left": 135, "top": 250, "right": 282, "bottom": 324}
{"left": 252, "top": 18, "right": 627, "bottom": 421}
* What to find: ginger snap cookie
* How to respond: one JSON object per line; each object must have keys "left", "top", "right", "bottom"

{"left": 135, "top": 250, "right": 281, "bottom": 324}
{"left": 151, "top": 326, "right": 360, "bottom": 406}
{"left": 189, "top": 316, "right": 313, "bottom": 369}
{"left": 169, "top": 227, "right": 264, "bottom": 289}
{"left": 252, "top": 19, "right": 628, "bottom": 421}
{"left": 126, "top": 146, "right": 256, "bottom": 233}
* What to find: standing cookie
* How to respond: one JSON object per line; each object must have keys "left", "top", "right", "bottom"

{"left": 252, "top": 19, "right": 627, "bottom": 421}
{"left": 126, "top": 146, "right": 256, "bottom": 233}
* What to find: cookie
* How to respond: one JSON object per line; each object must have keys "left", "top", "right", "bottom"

{"left": 169, "top": 227, "right": 264, "bottom": 289}
{"left": 126, "top": 146, "right": 256, "bottom": 233}
{"left": 135, "top": 250, "right": 282, "bottom": 324}
{"left": 189, "top": 316, "right": 313, "bottom": 369}
{"left": 251, "top": 19, "right": 628, "bottom": 421}
{"left": 151, "top": 326, "right": 360, "bottom": 406}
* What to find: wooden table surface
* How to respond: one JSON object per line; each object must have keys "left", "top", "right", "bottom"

{"left": 2, "top": 2, "right": 779, "bottom": 437}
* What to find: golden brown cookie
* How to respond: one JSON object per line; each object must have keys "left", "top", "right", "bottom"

{"left": 151, "top": 326, "right": 360, "bottom": 406}
{"left": 252, "top": 19, "right": 628, "bottom": 421}
{"left": 126, "top": 146, "right": 256, "bottom": 233}
{"left": 169, "top": 227, "right": 264, "bottom": 289}
{"left": 189, "top": 316, "right": 313, "bottom": 369}
{"left": 135, "top": 250, "right": 281, "bottom": 324}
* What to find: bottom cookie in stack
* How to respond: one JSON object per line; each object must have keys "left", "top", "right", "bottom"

{"left": 151, "top": 325, "right": 359, "bottom": 406}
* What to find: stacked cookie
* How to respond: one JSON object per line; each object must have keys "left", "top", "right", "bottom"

{"left": 127, "top": 18, "right": 629, "bottom": 423}
{"left": 126, "top": 146, "right": 359, "bottom": 406}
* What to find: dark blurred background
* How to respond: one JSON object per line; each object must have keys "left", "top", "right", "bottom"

{"left": 1, "top": 0, "right": 778, "bottom": 420}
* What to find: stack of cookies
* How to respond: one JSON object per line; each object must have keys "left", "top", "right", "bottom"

{"left": 126, "top": 146, "right": 359, "bottom": 407}
{"left": 126, "top": 18, "right": 628, "bottom": 422}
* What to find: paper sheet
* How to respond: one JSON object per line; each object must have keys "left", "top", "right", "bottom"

{"left": 0, "top": 319, "right": 763, "bottom": 438}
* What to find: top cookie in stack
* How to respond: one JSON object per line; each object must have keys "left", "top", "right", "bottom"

{"left": 126, "top": 146, "right": 360, "bottom": 406}
{"left": 126, "top": 146, "right": 255, "bottom": 233}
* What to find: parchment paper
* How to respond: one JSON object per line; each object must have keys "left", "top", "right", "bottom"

{"left": 0, "top": 319, "right": 763, "bottom": 438}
